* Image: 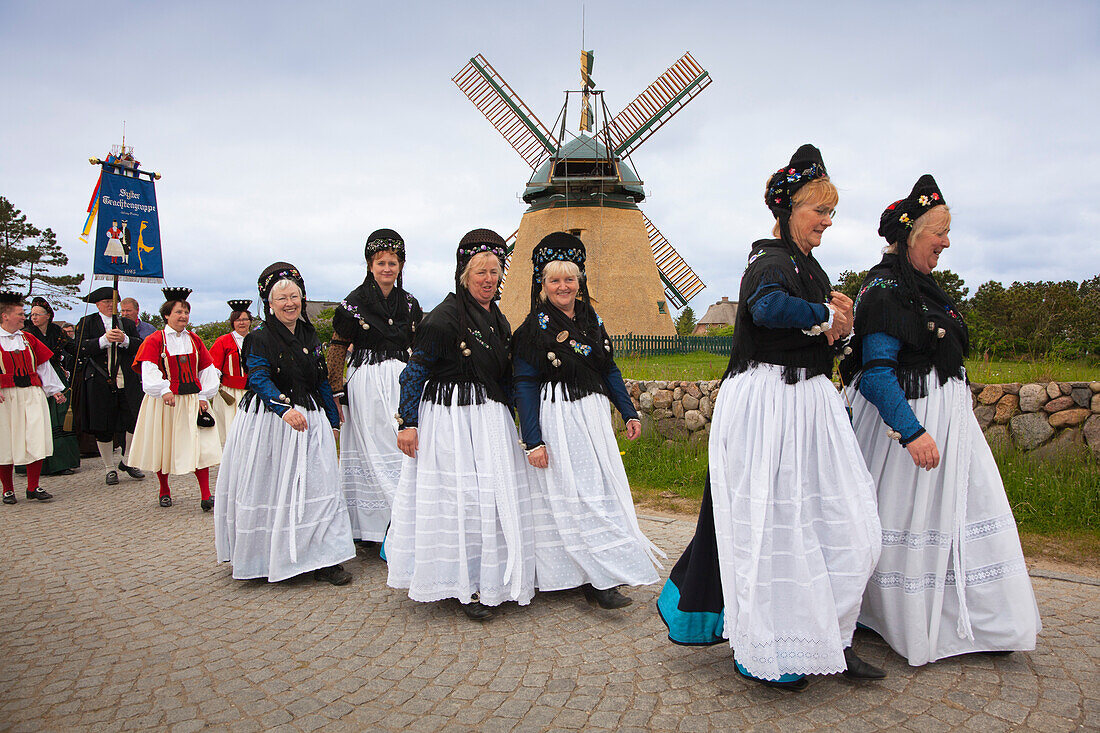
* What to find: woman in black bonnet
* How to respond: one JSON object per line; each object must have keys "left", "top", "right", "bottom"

{"left": 657, "top": 145, "right": 884, "bottom": 691}
{"left": 24, "top": 297, "right": 79, "bottom": 475}
{"left": 387, "top": 229, "right": 535, "bottom": 621}
{"left": 215, "top": 262, "right": 355, "bottom": 586}
{"left": 842, "top": 175, "right": 1040, "bottom": 665}
{"left": 512, "top": 232, "right": 663, "bottom": 609}
{"left": 327, "top": 229, "right": 422, "bottom": 545}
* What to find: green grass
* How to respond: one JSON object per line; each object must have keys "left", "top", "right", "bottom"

{"left": 618, "top": 435, "right": 708, "bottom": 513}
{"left": 618, "top": 351, "right": 727, "bottom": 381}
{"left": 963, "top": 357, "right": 1100, "bottom": 384}
{"left": 622, "top": 435, "right": 1100, "bottom": 564}
{"left": 995, "top": 445, "right": 1100, "bottom": 535}
{"left": 616, "top": 351, "right": 1099, "bottom": 384}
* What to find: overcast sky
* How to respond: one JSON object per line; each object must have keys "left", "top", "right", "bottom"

{"left": 2, "top": 1, "right": 1097, "bottom": 325}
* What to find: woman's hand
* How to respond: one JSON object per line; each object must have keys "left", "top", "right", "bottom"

{"left": 162, "top": 393, "right": 177, "bottom": 407}
{"left": 199, "top": 400, "right": 209, "bottom": 413}
{"left": 906, "top": 432, "right": 940, "bottom": 470}
{"left": 336, "top": 402, "right": 345, "bottom": 424}
{"left": 282, "top": 408, "right": 307, "bottom": 432}
{"left": 527, "top": 445, "right": 548, "bottom": 469}
{"left": 397, "top": 427, "right": 418, "bottom": 458}
{"left": 625, "top": 419, "right": 642, "bottom": 441}
{"left": 825, "top": 292, "right": 854, "bottom": 343}
{"left": 53, "top": 393, "right": 67, "bottom": 404}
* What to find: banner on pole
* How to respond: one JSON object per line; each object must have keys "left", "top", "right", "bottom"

{"left": 92, "top": 165, "right": 163, "bottom": 282}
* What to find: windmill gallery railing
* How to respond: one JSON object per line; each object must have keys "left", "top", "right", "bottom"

{"left": 611, "top": 333, "right": 733, "bottom": 356}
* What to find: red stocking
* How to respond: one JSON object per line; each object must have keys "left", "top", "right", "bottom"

{"left": 156, "top": 471, "right": 171, "bottom": 497}
{"left": 195, "top": 467, "right": 211, "bottom": 501}
{"left": 0, "top": 465, "right": 13, "bottom": 494}
{"left": 25, "top": 460, "right": 43, "bottom": 491}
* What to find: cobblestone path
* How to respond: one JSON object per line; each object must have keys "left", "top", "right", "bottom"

{"left": 1, "top": 467, "right": 1096, "bottom": 731}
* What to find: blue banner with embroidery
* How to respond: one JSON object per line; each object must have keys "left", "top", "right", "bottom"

{"left": 92, "top": 165, "right": 163, "bottom": 282}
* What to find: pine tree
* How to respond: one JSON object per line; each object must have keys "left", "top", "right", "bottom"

{"left": 0, "top": 196, "right": 84, "bottom": 306}
{"left": 674, "top": 305, "right": 697, "bottom": 335}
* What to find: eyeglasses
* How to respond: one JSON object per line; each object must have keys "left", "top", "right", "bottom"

{"left": 814, "top": 207, "right": 836, "bottom": 219}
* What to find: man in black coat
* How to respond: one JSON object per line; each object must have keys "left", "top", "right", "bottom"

{"left": 75, "top": 286, "right": 145, "bottom": 485}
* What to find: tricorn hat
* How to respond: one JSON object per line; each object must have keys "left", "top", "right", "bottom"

{"left": 878, "top": 174, "right": 947, "bottom": 246}
{"left": 83, "top": 286, "right": 116, "bottom": 304}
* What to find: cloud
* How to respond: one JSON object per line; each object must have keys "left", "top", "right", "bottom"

{"left": 2, "top": 0, "right": 1097, "bottom": 326}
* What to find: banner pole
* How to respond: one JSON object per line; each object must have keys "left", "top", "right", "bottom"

{"left": 109, "top": 274, "right": 121, "bottom": 384}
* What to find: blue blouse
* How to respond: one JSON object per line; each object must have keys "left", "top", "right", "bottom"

{"left": 396, "top": 348, "right": 436, "bottom": 428}
{"left": 513, "top": 356, "right": 639, "bottom": 448}
{"left": 856, "top": 332, "right": 925, "bottom": 444}
{"left": 747, "top": 276, "right": 830, "bottom": 330}
{"left": 245, "top": 351, "right": 341, "bottom": 429}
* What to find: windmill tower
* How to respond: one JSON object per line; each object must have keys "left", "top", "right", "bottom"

{"left": 453, "top": 52, "right": 711, "bottom": 336}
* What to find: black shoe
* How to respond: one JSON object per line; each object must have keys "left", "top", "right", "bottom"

{"left": 200, "top": 497, "right": 214, "bottom": 512}
{"left": 26, "top": 488, "right": 52, "bottom": 501}
{"left": 159, "top": 495, "right": 172, "bottom": 507}
{"left": 460, "top": 601, "right": 494, "bottom": 621}
{"left": 2, "top": 492, "right": 15, "bottom": 505}
{"left": 843, "top": 647, "right": 886, "bottom": 680}
{"left": 314, "top": 564, "right": 352, "bottom": 586}
{"left": 105, "top": 470, "right": 119, "bottom": 486}
{"left": 57, "top": 468, "right": 75, "bottom": 476}
{"left": 734, "top": 662, "right": 808, "bottom": 691}
{"left": 118, "top": 461, "right": 145, "bottom": 479}
{"left": 582, "top": 584, "right": 634, "bottom": 609}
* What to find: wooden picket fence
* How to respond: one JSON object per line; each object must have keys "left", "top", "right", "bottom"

{"left": 611, "top": 334, "right": 733, "bottom": 356}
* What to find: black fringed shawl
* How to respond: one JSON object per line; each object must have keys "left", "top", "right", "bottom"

{"left": 724, "top": 238, "right": 836, "bottom": 384}
{"left": 840, "top": 254, "right": 969, "bottom": 398}
{"left": 512, "top": 299, "right": 615, "bottom": 401}
{"left": 412, "top": 290, "right": 512, "bottom": 407}
{"left": 333, "top": 277, "right": 423, "bottom": 367}
{"left": 241, "top": 318, "right": 330, "bottom": 411}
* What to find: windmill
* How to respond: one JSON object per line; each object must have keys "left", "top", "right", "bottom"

{"left": 453, "top": 51, "right": 711, "bottom": 336}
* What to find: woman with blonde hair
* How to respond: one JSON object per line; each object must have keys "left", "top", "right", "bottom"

{"left": 658, "top": 145, "right": 884, "bottom": 690}
{"left": 841, "top": 175, "right": 1040, "bottom": 665}
{"left": 512, "top": 232, "right": 663, "bottom": 608}
{"left": 387, "top": 229, "right": 535, "bottom": 621}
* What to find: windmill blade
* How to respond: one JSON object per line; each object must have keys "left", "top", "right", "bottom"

{"left": 453, "top": 55, "right": 560, "bottom": 169}
{"left": 606, "top": 52, "right": 712, "bottom": 159}
{"left": 644, "top": 214, "right": 705, "bottom": 310}
{"left": 498, "top": 229, "right": 520, "bottom": 290}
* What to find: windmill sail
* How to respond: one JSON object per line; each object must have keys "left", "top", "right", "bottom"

{"left": 453, "top": 55, "right": 560, "bottom": 169}
{"left": 644, "top": 214, "right": 705, "bottom": 310}
{"left": 498, "top": 229, "right": 520, "bottom": 290}
{"left": 605, "top": 53, "right": 712, "bottom": 159}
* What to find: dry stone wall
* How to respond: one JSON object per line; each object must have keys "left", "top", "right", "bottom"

{"left": 623, "top": 378, "right": 1100, "bottom": 459}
